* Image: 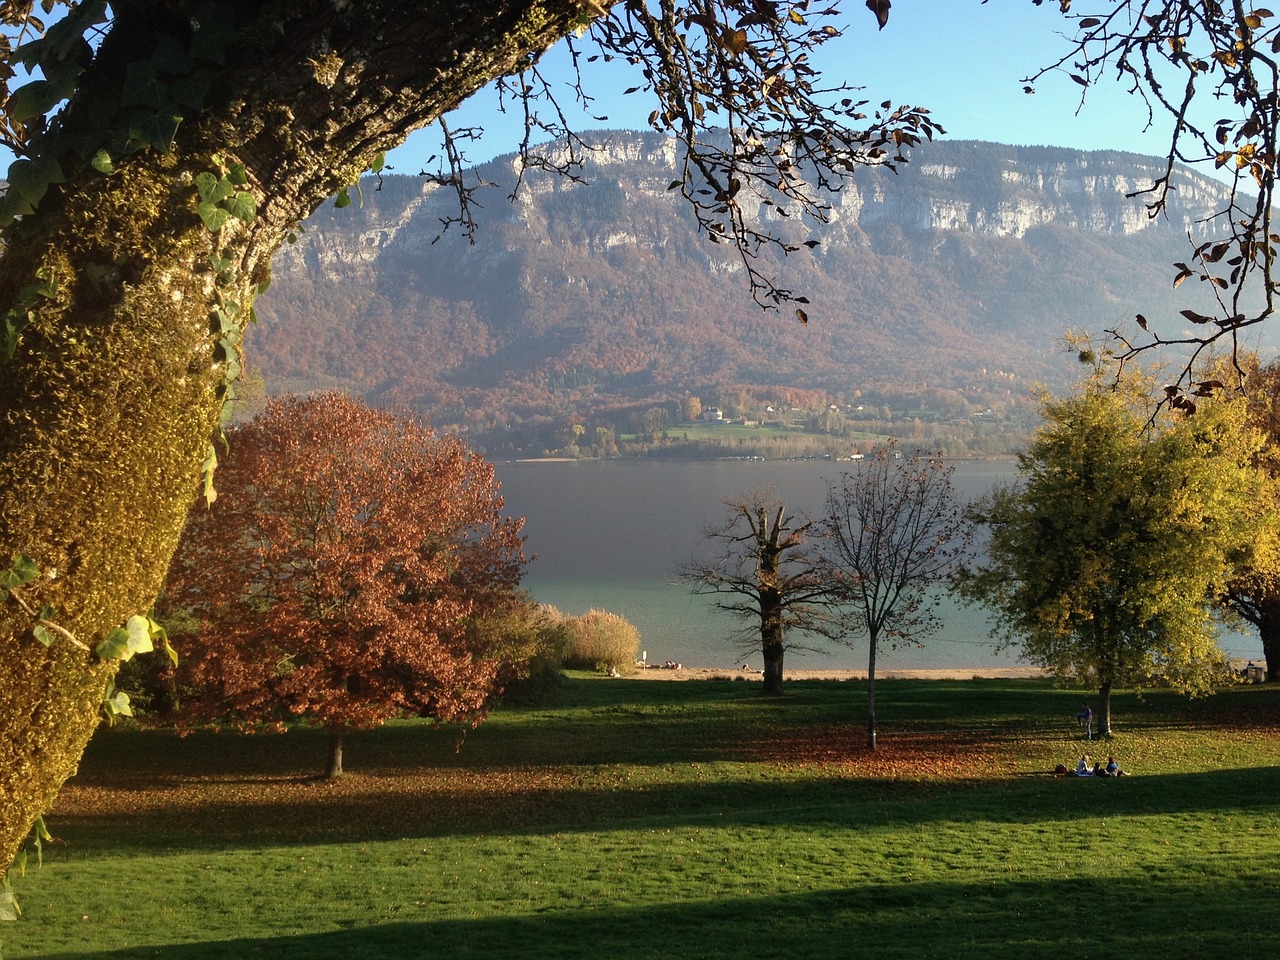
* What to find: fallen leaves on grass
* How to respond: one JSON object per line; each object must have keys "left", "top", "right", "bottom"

{"left": 741, "top": 724, "right": 1011, "bottom": 780}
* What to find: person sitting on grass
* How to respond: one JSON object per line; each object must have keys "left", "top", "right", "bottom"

{"left": 1105, "top": 756, "right": 1128, "bottom": 777}
{"left": 1076, "top": 754, "right": 1093, "bottom": 777}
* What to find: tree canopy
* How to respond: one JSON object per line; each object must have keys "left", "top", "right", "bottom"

{"left": 1216, "top": 353, "right": 1280, "bottom": 682}
{"left": 955, "top": 364, "right": 1270, "bottom": 734}
{"left": 164, "top": 392, "right": 526, "bottom": 776}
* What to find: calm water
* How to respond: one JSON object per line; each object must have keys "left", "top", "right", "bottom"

{"left": 493, "top": 459, "right": 1263, "bottom": 670}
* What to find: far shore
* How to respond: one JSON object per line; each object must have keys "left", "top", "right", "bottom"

{"left": 626, "top": 665, "right": 1046, "bottom": 682}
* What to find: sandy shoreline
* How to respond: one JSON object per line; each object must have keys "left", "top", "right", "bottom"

{"left": 626, "top": 665, "right": 1045, "bottom": 681}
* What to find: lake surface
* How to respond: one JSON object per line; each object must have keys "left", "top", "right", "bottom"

{"left": 493, "top": 458, "right": 1263, "bottom": 670}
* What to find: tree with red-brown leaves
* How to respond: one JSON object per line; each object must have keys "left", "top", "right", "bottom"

{"left": 164, "top": 392, "right": 526, "bottom": 777}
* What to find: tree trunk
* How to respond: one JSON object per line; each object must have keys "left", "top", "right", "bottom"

{"left": 0, "top": 0, "right": 593, "bottom": 873}
{"left": 1258, "top": 599, "right": 1280, "bottom": 683}
{"left": 866, "top": 633, "right": 878, "bottom": 751}
{"left": 1097, "top": 679, "right": 1113, "bottom": 738}
{"left": 761, "top": 631, "right": 785, "bottom": 695}
{"left": 760, "top": 589, "right": 785, "bottom": 695}
{"left": 326, "top": 727, "right": 345, "bottom": 779}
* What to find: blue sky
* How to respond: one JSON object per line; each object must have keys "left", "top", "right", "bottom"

{"left": 387, "top": 2, "right": 1177, "bottom": 174}
{"left": 0, "top": 4, "right": 1195, "bottom": 179}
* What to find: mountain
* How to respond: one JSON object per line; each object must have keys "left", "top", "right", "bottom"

{"left": 251, "top": 133, "right": 1243, "bottom": 450}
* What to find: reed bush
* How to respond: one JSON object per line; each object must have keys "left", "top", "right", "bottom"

{"left": 562, "top": 609, "right": 641, "bottom": 674}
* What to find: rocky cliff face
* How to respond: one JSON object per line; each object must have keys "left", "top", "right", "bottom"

{"left": 845, "top": 145, "right": 1222, "bottom": 238}
{"left": 254, "top": 132, "right": 1244, "bottom": 424}
{"left": 272, "top": 135, "right": 1230, "bottom": 276}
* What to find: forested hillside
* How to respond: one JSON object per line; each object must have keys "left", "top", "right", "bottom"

{"left": 251, "top": 134, "right": 1242, "bottom": 457}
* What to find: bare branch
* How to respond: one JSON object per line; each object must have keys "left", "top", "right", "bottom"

{"left": 1030, "top": 2, "right": 1280, "bottom": 405}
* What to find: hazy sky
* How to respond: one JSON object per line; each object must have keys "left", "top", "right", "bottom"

{"left": 387, "top": 2, "right": 1178, "bottom": 174}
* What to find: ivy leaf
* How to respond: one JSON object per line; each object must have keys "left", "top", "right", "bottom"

{"left": 0, "top": 188, "right": 36, "bottom": 228}
{"left": 189, "top": 4, "right": 238, "bottom": 64}
{"left": 96, "top": 628, "right": 131, "bottom": 661}
{"left": 102, "top": 687, "right": 133, "bottom": 720}
{"left": 128, "top": 112, "right": 182, "bottom": 152}
{"left": 43, "top": 0, "right": 107, "bottom": 60}
{"left": 122, "top": 61, "right": 165, "bottom": 108}
{"left": 208, "top": 306, "right": 232, "bottom": 333}
{"left": 197, "top": 201, "right": 230, "bottom": 231}
{"left": 32, "top": 624, "right": 56, "bottom": 647}
{"left": 90, "top": 149, "right": 115, "bottom": 174}
{"left": 4, "top": 155, "right": 63, "bottom": 207}
{"left": 94, "top": 617, "right": 154, "bottom": 662}
{"left": 7, "top": 79, "right": 58, "bottom": 123}
{"left": 334, "top": 188, "right": 352, "bottom": 209}
{"left": 224, "top": 190, "right": 257, "bottom": 222}
{"left": 2, "top": 314, "right": 30, "bottom": 358}
{"left": 149, "top": 34, "right": 193, "bottom": 75}
{"left": 194, "top": 172, "right": 232, "bottom": 204}
{"left": 202, "top": 442, "right": 219, "bottom": 506}
{"left": 169, "top": 73, "right": 211, "bottom": 110}
{"left": 2, "top": 554, "right": 41, "bottom": 589}
{"left": 124, "top": 614, "right": 156, "bottom": 657}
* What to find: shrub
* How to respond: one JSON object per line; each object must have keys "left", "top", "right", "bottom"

{"left": 563, "top": 610, "right": 641, "bottom": 675}
{"left": 471, "top": 597, "right": 571, "bottom": 707}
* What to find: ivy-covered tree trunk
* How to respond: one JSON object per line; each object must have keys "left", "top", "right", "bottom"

{"left": 0, "top": 0, "right": 592, "bottom": 873}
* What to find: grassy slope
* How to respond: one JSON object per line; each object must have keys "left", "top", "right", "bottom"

{"left": 7, "top": 676, "right": 1280, "bottom": 959}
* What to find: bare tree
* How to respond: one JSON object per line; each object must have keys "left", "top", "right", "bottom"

{"left": 819, "top": 445, "right": 970, "bottom": 749}
{"left": 678, "top": 489, "right": 839, "bottom": 694}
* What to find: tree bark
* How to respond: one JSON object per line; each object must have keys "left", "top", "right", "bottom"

{"left": 760, "top": 589, "right": 785, "bottom": 695}
{"left": 1097, "top": 679, "right": 1113, "bottom": 738}
{"left": 0, "top": 0, "right": 593, "bottom": 873}
{"left": 761, "top": 630, "right": 785, "bottom": 695}
{"left": 1256, "top": 598, "right": 1280, "bottom": 683}
{"left": 326, "top": 727, "right": 345, "bottom": 779}
{"left": 866, "top": 632, "right": 878, "bottom": 751}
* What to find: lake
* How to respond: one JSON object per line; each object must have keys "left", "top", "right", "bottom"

{"left": 493, "top": 458, "right": 1264, "bottom": 671}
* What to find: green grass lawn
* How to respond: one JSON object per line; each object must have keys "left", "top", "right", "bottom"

{"left": 6, "top": 676, "right": 1280, "bottom": 959}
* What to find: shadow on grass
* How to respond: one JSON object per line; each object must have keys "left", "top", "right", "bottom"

{"left": 49, "top": 761, "right": 1280, "bottom": 855}
{"left": 66, "top": 678, "right": 1280, "bottom": 790}
{"left": 46, "top": 678, "right": 1280, "bottom": 857}
{"left": 25, "top": 872, "right": 1280, "bottom": 960}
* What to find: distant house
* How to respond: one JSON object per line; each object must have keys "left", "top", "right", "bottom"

{"left": 702, "top": 407, "right": 725, "bottom": 422}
